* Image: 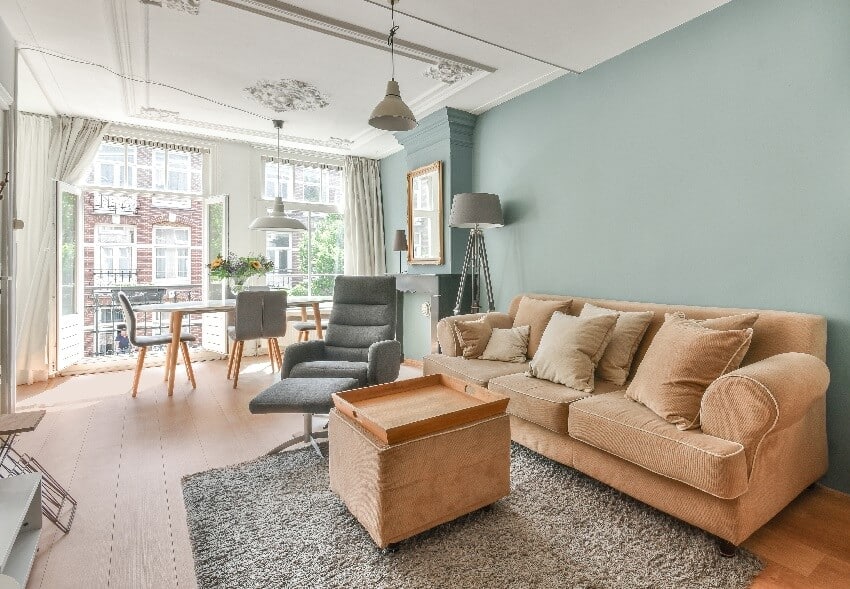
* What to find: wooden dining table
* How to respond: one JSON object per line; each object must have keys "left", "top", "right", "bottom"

{"left": 134, "top": 295, "right": 332, "bottom": 396}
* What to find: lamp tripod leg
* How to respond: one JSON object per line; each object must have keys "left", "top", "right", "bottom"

{"left": 478, "top": 233, "right": 495, "bottom": 312}
{"left": 470, "top": 229, "right": 480, "bottom": 314}
{"left": 454, "top": 229, "right": 476, "bottom": 314}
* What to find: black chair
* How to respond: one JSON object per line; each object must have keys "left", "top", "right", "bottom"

{"left": 281, "top": 276, "right": 400, "bottom": 386}
{"left": 117, "top": 291, "right": 196, "bottom": 397}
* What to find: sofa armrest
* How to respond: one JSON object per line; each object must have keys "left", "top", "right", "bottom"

{"left": 281, "top": 340, "right": 326, "bottom": 378}
{"left": 368, "top": 340, "right": 402, "bottom": 385}
{"left": 435, "top": 312, "right": 513, "bottom": 356}
{"left": 700, "top": 352, "right": 829, "bottom": 471}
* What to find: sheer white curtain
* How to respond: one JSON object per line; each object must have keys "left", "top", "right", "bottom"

{"left": 15, "top": 114, "right": 108, "bottom": 384}
{"left": 343, "top": 156, "right": 386, "bottom": 276}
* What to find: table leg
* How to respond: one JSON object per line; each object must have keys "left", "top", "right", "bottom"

{"left": 167, "top": 311, "right": 182, "bottom": 396}
{"left": 312, "top": 302, "right": 323, "bottom": 339}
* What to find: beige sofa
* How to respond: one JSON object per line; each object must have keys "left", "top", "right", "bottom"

{"left": 423, "top": 293, "right": 830, "bottom": 548}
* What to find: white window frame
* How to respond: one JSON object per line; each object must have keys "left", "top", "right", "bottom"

{"left": 94, "top": 224, "right": 137, "bottom": 285}
{"left": 85, "top": 141, "right": 205, "bottom": 196}
{"left": 152, "top": 226, "right": 192, "bottom": 285}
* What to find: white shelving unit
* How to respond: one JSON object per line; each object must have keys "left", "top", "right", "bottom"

{"left": 0, "top": 474, "right": 42, "bottom": 588}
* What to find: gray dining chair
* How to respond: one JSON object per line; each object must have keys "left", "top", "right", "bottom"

{"left": 117, "top": 291, "right": 196, "bottom": 397}
{"left": 227, "top": 290, "right": 288, "bottom": 388}
{"left": 281, "top": 276, "right": 400, "bottom": 386}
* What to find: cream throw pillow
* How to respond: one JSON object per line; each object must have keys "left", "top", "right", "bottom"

{"left": 480, "top": 326, "right": 530, "bottom": 363}
{"left": 625, "top": 314, "right": 754, "bottom": 430}
{"left": 527, "top": 312, "right": 618, "bottom": 392}
{"left": 580, "top": 303, "right": 654, "bottom": 385}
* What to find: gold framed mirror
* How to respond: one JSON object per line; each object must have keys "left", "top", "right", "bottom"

{"left": 406, "top": 161, "right": 443, "bottom": 265}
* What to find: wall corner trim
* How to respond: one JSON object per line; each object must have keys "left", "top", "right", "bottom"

{"left": 0, "top": 83, "right": 12, "bottom": 111}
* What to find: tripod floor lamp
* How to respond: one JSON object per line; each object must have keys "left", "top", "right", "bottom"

{"left": 450, "top": 193, "right": 504, "bottom": 315}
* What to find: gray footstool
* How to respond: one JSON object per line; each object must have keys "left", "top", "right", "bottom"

{"left": 249, "top": 377, "right": 359, "bottom": 456}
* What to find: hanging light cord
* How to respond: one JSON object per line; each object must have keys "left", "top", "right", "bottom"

{"left": 387, "top": 1, "right": 399, "bottom": 80}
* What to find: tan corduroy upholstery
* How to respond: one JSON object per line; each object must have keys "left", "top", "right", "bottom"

{"left": 701, "top": 352, "right": 830, "bottom": 472}
{"left": 512, "top": 297, "right": 572, "bottom": 358}
{"left": 426, "top": 292, "right": 829, "bottom": 546}
{"left": 490, "top": 373, "right": 625, "bottom": 434}
{"left": 329, "top": 410, "right": 510, "bottom": 548}
{"left": 454, "top": 318, "right": 493, "bottom": 358}
{"left": 423, "top": 354, "right": 527, "bottom": 386}
{"left": 569, "top": 392, "right": 749, "bottom": 499}
{"left": 625, "top": 314, "right": 754, "bottom": 430}
{"left": 437, "top": 312, "right": 513, "bottom": 356}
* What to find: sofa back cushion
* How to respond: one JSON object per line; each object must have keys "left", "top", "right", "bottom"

{"left": 507, "top": 294, "right": 826, "bottom": 378}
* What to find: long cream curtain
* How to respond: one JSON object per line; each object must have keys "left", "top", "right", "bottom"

{"left": 15, "top": 114, "right": 108, "bottom": 384}
{"left": 343, "top": 156, "right": 386, "bottom": 276}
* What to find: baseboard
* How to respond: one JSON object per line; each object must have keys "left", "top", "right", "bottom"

{"left": 402, "top": 358, "right": 423, "bottom": 368}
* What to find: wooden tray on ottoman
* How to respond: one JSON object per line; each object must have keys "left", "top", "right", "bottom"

{"left": 329, "top": 374, "right": 511, "bottom": 548}
{"left": 331, "top": 373, "right": 509, "bottom": 445}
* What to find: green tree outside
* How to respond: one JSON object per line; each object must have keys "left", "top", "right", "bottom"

{"left": 290, "top": 212, "right": 343, "bottom": 296}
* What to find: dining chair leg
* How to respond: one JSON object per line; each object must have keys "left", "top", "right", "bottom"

{"left": 232, "top": 340, "right": 244, "bottom": 388}
{"left": 164, "top": 344, "right": 171, "bottom": 381}
{"left": 227, "top": 339, "right": 236, "bottom": 379}
{"left": 271, "top": 339, "right": 282, "bottom": 371}
{"left": 267, "top": 339, "right": 277, "bottom": 372}
{"left": 181, "top": 342, "right": 197, "bottom": 389}
{"left": 131, "top": 346, "right": 147, "bottom": 398}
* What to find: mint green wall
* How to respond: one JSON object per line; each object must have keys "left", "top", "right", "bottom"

{"left": 473, "top": 0, "right": 850, "bottom": 493}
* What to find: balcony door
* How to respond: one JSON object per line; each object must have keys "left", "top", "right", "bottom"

{"left": 56, "top": 182, "right": 84, "bottom": 370}
{"left": 201, "top": 194, "right": 229, "bottom": 354}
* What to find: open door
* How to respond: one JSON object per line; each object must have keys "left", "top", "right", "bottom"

{"left": 56, "top": 182, "right": 84, "bottom": 370}
{"left": 201, "top": 194, "right": 229, "bottom": 354}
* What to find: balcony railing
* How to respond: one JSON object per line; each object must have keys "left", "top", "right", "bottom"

{"left": 84, "top": 283, "right": 202, "bottom": 357}
{"left": 92, "top": 269, "right": 138, "bottom": 286}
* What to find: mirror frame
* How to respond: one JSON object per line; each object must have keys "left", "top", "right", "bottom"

{"left": 406, "top": 161, "right": 444, "bottom": 265}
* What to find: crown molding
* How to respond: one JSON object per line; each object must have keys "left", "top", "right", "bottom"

{"left": 211, "top": 0, "right": 495, "bottom": 73}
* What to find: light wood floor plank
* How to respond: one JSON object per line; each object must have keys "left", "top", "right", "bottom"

{"left": 12, "top": 359, "right": 850, "bottom": 589}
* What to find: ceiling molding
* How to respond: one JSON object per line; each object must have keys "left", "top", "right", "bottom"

{"left": 210, "top": 0, "right": 495, "bottom": 73}
{"left": 470, "top": 69, "right": 569, "bottom": 115}
{"left": 140, "top": 0, "right": 201, "bottom": 15}
{"left": 130, "top": 110, "right": 353, "bottom": 150}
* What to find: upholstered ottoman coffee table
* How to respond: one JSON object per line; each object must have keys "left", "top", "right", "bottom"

{"left": 328, "top": 374, "right": 511, "bottom": 548}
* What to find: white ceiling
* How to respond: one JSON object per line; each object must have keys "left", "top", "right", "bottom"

{"left": 0, "top": 0, "right": 730, "bottom": 158}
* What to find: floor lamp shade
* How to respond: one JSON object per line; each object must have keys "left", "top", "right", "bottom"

{"left": 392, "top": 229, "right": 408, "bottom": 252}
{"left": 450, "top": 193, "right": 504, "bottom": 228}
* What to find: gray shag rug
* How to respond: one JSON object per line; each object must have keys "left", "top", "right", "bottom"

{"left": 182, "top": 444, "right": 763, "bottom": 589}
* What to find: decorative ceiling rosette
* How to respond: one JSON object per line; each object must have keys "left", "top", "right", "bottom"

{"left": 424, "top": 60, "right": 476, "bottom": 84}
{"left": 244, "top": 79, "right": 331, "bottom": 113}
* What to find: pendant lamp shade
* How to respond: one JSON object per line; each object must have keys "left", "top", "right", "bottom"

{"left": 250, "top": 120, "right": 307, "bottom": 232}
{"left": 369, "top": 80, "right": 417, "bottom": 131}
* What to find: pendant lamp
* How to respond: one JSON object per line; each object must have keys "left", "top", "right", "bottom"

{"left": 249, "top": 120, "right": 307, "bottom": 231}
{"left": 368, "top": 0, "right": 417, "bottom": 132}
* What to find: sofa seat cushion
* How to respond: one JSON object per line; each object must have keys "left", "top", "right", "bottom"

{"left": 423, "top": 354, "right": 528, "bottom": 386}
{"left": 569, "top": 392, "right": 749, "bottom": 499}
{"left": 489, "top": 374, "right": 625, "bottom": 434}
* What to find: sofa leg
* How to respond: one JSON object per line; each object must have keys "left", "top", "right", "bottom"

{"left": 717, "top": 539, "right": 737, "bottom": 558}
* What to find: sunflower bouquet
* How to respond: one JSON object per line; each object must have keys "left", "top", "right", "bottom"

{"left": 207, "top": 253, "right": 274, "bottom": 284}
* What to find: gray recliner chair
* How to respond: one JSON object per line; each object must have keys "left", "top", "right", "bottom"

{"left": 281, "top": 275, "right": 401, "bottom": 386}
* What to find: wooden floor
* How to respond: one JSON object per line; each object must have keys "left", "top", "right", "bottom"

{"left": 13, "top": 358, "right": 850, "bottom": 589}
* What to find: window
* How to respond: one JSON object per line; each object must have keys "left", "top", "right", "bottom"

{"left": 262, "top": 160, "right": 343, "bottom": 207}
{"left": 262, "top": 159, "right": 345, "bottom": 295}
{"left": 94, "top": 225, "right": 136, "bottom": 285}
{"left": 153, "top": 227, "right": 191, "bottom": 283}
{"left": 98, "top": 307, "right": 124, "bottom": 325}
{"left": 265, "top": 211, "right": 343, "bottom": 296}
{"left": 87, "top": 141, "right": 204, "bottom": 194}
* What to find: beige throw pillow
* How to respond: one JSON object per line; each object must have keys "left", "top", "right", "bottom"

{"left": 527, "top": 312, "right": 618, "bottom": 392}
{"left": 513, "top": 297, "right": 572, "bottom": 358}
{"left": 580, "top": 303, "right": 654, "bottom": 385}
{"left": 454, "top": 318, "right": 493, "bottom": 359}
{"left": 625, "top": 314, "right": 754, "bottom": 430}
{"left": 480, "top": 326, "right": 530, "bottom": 363}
